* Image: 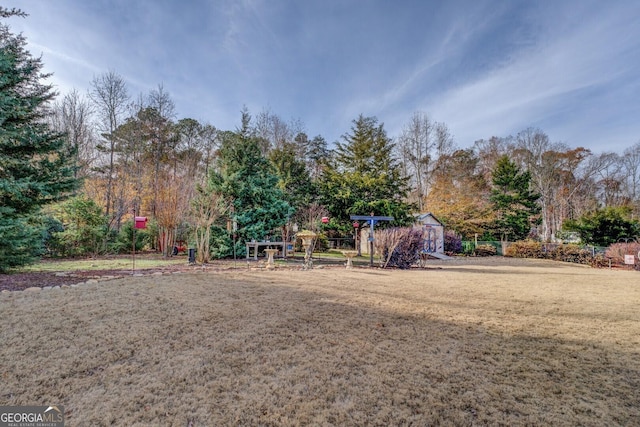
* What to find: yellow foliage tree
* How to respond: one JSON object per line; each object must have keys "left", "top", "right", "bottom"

{"left": 155, "top": 177, "right": 190, "bottom": 257}
{"left": 190, "top": 187, "right": 225, "bottom": 263}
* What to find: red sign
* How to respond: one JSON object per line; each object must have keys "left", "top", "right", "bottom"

{"left": 135, "top": 216, "right": 147, "bottom": 229}
{"left": 321, "top": 216, "right": 329, "bottom": 224}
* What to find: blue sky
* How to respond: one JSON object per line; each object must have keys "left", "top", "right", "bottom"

{"left": 4, "top": 0, "right": 640, "bottom": 152}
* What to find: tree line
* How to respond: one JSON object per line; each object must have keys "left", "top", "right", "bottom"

{"left": 2, "top": 8, "right": 639, "bottom": 270}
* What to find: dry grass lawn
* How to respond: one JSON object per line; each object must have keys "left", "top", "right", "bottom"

{"left": 1, "top": 257, "right": 639, "bottom": 426}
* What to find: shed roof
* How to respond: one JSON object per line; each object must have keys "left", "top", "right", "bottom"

{"left": 414, "top": 212, "right": 443, "bottom": 226}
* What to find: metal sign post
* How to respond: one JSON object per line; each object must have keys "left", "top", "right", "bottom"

{"left": 233, "top": 218, "right": 237, "bottom": 268}
{"left": 132, "top": 220, "right": 136, "bottom": 273}
{"left": 133, "top": 215, "right": 147, "bottom": 272}
{"left": 350, "top": 214, "right": 394, "bottom": 267}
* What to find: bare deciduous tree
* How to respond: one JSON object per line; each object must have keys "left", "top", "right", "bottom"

{"left": 144, "top": 85, "right": 177, "bottom": 218}
{"left": 254, "top": 108, "right": 304, "bottom": 154}
{"left": 589, "top": 152, "right": 624, "bottom": 207}
{"left": 472, "top": 136, "right": 514, "bottom": 181}
{"left": 200, "top": 124, "right": 219, "bottom": 182}
{"left": 513, "top": 128, "right": 562, "bottom": 241}
{"left": 621, "top": 141, "right": 640, "bottom": 215}
{"left": 398, "top": 112, "right": 454, "bottom": 211}
{"left": 296, "top": 202, "right": 327, "bottom": 233}
{"left": 147, "top": 83, "right": 175, "bottom": 120}
{"left": 50, "top": 89, "right": 96, "bottom": 180}
{"left": 89, "top": 71, "right": 130, "bottom": 219}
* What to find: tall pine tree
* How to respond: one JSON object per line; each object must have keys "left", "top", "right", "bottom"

{"left": 269, "top": 141, "right": 315, "bottom": 215}
{"left": 0, "top": 8, "right": 77, "bottom": 271}
{"left": 490, "top": 155, "right": 540, "bottom": 241}
{"left": 209, "top": 111, "right": 293, "bottom": 256}
{"left": 320, "top": 115, "right": 414, "bottom": 226}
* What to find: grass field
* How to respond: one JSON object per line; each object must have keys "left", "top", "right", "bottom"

{"left": 1, "top": 257, "right": 639, "bottom": 426}
{"left": 20, "top": 254, "right": 187, "bottom": 272}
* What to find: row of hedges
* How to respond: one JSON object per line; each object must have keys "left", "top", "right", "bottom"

{"left": 338, "top": 225, "right": 637, "bottom": 269}
{"left": 504, "top": 241, "right": 599, "bottom": 266}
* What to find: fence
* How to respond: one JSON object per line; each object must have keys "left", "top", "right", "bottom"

{"left": 462, "top": 241, "right": 504, "bottom": 255}
{"left": 327, "top": 238, "right": 356, "bottom": 250}
{"left": 462, "top": 241, "right": 609, "bottom": 258}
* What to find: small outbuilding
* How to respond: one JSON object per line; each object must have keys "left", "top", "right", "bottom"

{"left": 356, "top": 213, "right": 446, "bottom": 257}
{"left": 414, "top": 213, "right": 445, "bottom": 254}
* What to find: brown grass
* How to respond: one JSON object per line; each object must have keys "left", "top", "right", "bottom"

{"left": 1, "top": 258, "right": 639, "bottom": 426}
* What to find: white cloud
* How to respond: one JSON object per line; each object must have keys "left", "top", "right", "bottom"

{"left": 4, "top": 0, "right": 639, "bottom": 152}
{"left": 423, "top": 2, "right": 640, "bottom": 149}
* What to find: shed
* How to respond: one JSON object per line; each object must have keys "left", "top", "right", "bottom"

{"left": 414, "top": 213, "right": 445, "bottom": 254}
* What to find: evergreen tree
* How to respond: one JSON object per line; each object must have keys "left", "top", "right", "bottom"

{"left": 320, "top": 115, "right": 414, "bottom": 227}
{"left": 563, "top": 206, "right": 640, "bottom": 246}
{"left": 47, "top": 196, "right": 108, "bottom": 257}
{"left": 0, "top": 8, "right": 77, "bottom": 271}
{"left": 209, "top": 111, "right": 293, "bottom": 256}
{"left": 269, "top": 141, "right": 315, "bottom": 214}
{"left": 490, "top": 155, "right": 540, "bottom": 241}
{"left": 306, "top": 134, "right": 330, "bottom": 180}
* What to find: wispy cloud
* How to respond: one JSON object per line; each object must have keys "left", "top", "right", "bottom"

{"left": 422, "top": 2, "right": 640, "bottom": 150}
{"left": 4, "top": 0, "right": 640, "bottom": 151}
{"left": 329, "top": 1, "right": 532, "bottom": 140}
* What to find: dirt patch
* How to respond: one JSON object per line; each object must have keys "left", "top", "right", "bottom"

{"left": 0, "top": 264, "right": 195, "bottom": 292}
{"left": 1, "top": 258, "right": 638, "bottom": 425}
{"left": 0, "top": 271, "right": 87, "bottom": 291}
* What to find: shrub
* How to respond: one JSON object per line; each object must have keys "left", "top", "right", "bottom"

{"left": 109, "top": 220, "right": 150, "bottom": 254}
{"left": 314, "top": 233, "right": 329, "bottom": 252}
{"left": 210, "top": 225, "right": 233, "bottom": 259}
{"left": 605, "top": 242, "right": 640, "bottom": 265}
{"left": 375, "top": 227, "right": 425, "bottom": 269}
{"left": 504, "top": 240, "right": 543, "bottom": 258}
{"left": 474, "top": 244, "right": 497, "bottom": 257}
{"left": 48, "top": 196, "right": 108, "bottom": 257}
{"left": 444, "top": 231, "right": 462, "bottom": 254}
{"left": 591, "top": 253, "right": 609, "bottom": 268}
{"left": 41, "top": 215, "right": 65, "bottom": 257}
{"left": 504, "top": 241, "right": 597, "bottom": 266}
{"left": 550, "top": 244, "right": 592, "bottom": 265}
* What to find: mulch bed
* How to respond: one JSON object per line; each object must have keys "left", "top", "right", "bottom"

{"left": 0, "top": 270, "right": 122, "bottom": 292}
{"left": 0, "top": 266, "right": 192, "bottom": 292}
